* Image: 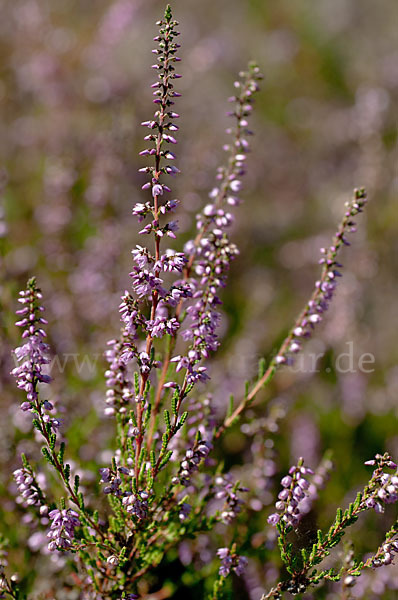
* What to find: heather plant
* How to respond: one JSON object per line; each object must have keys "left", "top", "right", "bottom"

{"left": 2, "top": 5, "right": 398, "bottom": 600}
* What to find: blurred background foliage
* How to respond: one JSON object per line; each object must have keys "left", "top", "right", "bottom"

{"left": 0, "top": 0, "right": 397, "bottom": 598}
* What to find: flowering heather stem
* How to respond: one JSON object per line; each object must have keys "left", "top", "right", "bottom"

{"left": 217, "top": 187, "right": 368, "bottom": 437}
{"left": 263, "top": 453, "right": 398, "bottom": 598}
{"left": 12, "top": 279, "right": 109, "bottom": 546}
{"left": 147, "top": 64, "right": 262, "bottom": 445}
{"left": 134, "top": 5, "right": 182, "bottom": 483}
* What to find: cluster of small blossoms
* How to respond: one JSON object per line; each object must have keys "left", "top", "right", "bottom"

{"left": 172, "top": 440, "right": 212, "bottom": 486}
{"left": 179, "top": 65, "right": 262, "bottom": 385}
{"left": 214, "top": 475, "right": 249, "bottom": 524}
{"left": 104, "top": 334, "right": 136, "bottom": 417}
{"left": 47, "top": 508, "right": 80, "bottom": 552}
{"left": 364, "top": 453, "right": 398, "bottom": 514}
{"left": 13, "top": 467, "right": 45, "bottom": 508}
{"left": 372, "top": 536, "right": 398, "bottom": 567}
{"left": 216, "top": 547, "right": 248, "bottom": 577}
{"left": 122, "top": 490, "right": 149, "bottom": 520}
{"left": 267, "top": 458, "right": 314, "bottom": 528}
{"left": 11, "top": 278, "right": 51, "bottom": 411}
{"left": 275, "top": 188, "right": 368, "bottom": 366}
{"left": 182, "top": 235, "right": 235, "bottom": 363}
{"left": 99, "top": 466, "right": 132, "bottom": 496}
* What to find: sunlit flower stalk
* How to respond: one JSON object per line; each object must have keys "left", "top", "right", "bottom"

{"left": 219, "top": 187, "right": 368, "bottom": 436}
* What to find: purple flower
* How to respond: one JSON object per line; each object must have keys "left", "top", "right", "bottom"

{"left": 47, "top": 508, "right": 80, "bottom": 552}
{"left": 131, "top": 245, "right": 153, "bottom": 270}
{"left": 146, "top": 317, "right": 180, "bottom": 338}
{"left": 130, "top": 268, "right": 166, "bottom": 299}
{"left": 214, "top": 474, "right": 249, "bottom": 524}
{"left": 152, "top": 183, "right": 163, "bottom": 197}
{"left": 217, "top": 547, "right": 248, "bottom": 578}
{"left": 267, "top": 513, "right": 280, "bottom": 526}
{"left": 364, "top": 454, "right": 398, "bottom": 513}
{"left": 13, "top": 467, "right": 44, "bottom": 507}
{"left": 122, "top": 491, "right": 149, "bottom": 520}
{"left": 268, "top": 458, "right": 313, "bottom": 529}
{"left": 154, "top": 250, "right": 187, "bottom": 273}
{"left": 132, "top": 202, "right": 151, "bottom": 221}
{"left": 173, "top": 440, "right": 212, "bottom": 486}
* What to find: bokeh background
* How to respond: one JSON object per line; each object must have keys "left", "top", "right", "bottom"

{"left": 0, "top": 0, "right": 397, "bottom": 598}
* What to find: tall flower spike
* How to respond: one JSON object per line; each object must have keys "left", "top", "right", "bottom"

{"left": 131, "top": 5, "right": 183, "bottom": 483}
{"left": 274, "top": 188, "right": 368, "bottom": 366}
{"left": 220, "top": 188, "right": 368, "bottom": 435}
{"left": 137, "top": 4, "right": 181, "bottom": 213}
{"left": 11, "top": 277, "right": 52, "bottom": 412}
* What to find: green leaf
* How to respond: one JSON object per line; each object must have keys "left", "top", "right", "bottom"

{"left": 63, "top": 463, "right": 71, "bottom": 483}
{"left": 227, "top": 395, "right": 234, "bottom": 418}
{"left": 159, "top": 450, "right": 173, "bottom": 470}
{"left": 317, "top": 529, "right": 324, "bottom": 545}
{"left": 309, "top": 542, "right": 318, "bottom": 563}
{"left": 32, "top": 418, "right": 41, "bottom": 432}
{"left": 143, "top": 403, "right": 152, "bottom": 428}
{"left": 162, "top": 432, "right": 169, "bottom": 451}
{"left": 335, "top": 507, "right": 343, "bottom": 527}
{"left": 41, "top": 447, "right": 56, "bottom": 468}
{"left": 177, "top": 411, "right": 188, "bottom": 430}
{"left": 138, "top": 447, "right": 147, "bottom": 470}
{"left": 258, "top": 357, "right": 266, "bottom": 379}
{"left": 171, "top": 391, "right": 178, "bottom": 416}
{"left": 134, "top": 372, "right": 140, "bottom": 396}
{"left": 129, "top": 410, "right": 137, "bottom": 427}
{"left": 353, "top": 491, "right": 362, "bottom": 510}
{"left": 58, "top": 442, "right": 66, "bottom": 465}
{"left": 164, "top": 409, "right": 171, "bottom": 432}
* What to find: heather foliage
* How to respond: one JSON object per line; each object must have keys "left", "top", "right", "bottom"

{"left": 1, "top": 2, "right": 397, "bottom": 599}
